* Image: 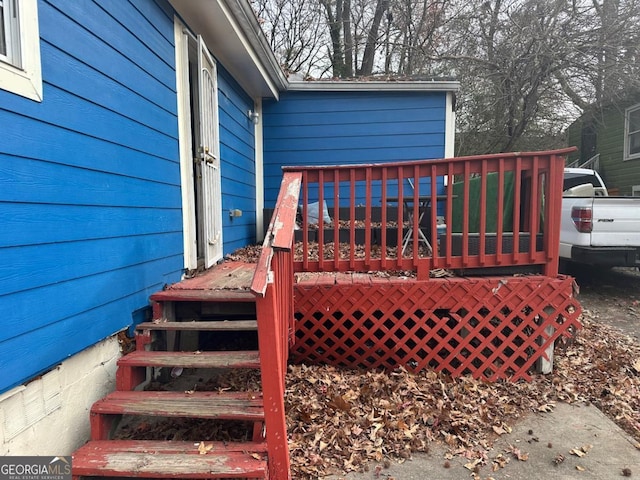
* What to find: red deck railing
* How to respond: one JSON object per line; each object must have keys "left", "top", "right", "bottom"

{"left": 285, "top": 148, "right": 575, "bottom": 279}
{"left": 251, "top": 172, "right": 301, "bottom": 480}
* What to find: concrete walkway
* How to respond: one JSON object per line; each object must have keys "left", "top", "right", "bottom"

{"left": 328, "top": 402, "right": 640, "bottom": 479}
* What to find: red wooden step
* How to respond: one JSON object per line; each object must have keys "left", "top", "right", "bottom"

{"left": 72, "top": 440, "right": 267, "bottom": 478}
{"left": 136, "top": 320, "right": 258, "bottom": 331}
{"left": 150, "top": 289, "right": 256, "bottom": 303}
{"left": 116, "top": 350, "right": 261, "bottom": 390}
{"left": 90, "top": 391, "right": 264, "bottom": 440}
{"left": 118, "top": 350, "right": 260, "bottom": 368}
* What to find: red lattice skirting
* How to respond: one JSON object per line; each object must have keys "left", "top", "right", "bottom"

{"left": 292, "top": 275, "right": 581, "bottom": 381}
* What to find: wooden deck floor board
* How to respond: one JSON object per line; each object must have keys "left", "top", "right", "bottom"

{"left": 150, "top": 262, "right": 258, "bottom": 302}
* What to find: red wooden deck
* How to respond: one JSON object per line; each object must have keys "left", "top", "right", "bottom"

{"left": 125, "top": 149, "right": 582, "bottom": 479}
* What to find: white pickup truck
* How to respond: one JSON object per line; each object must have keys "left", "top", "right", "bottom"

{"left": 560, "top": 167, "right": 640, "bottom": 267}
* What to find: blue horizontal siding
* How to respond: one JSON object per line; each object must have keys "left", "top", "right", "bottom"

{"left": 0, "top": 255, "right": 179, "bottom": 392}
{"left": 129, "top": 0, "right": 175, "bottom": 44}
{"left": 265, "top": 120, "right": 445, "bottom": 138}
{"left": 0, "top": 251, "right": 181, "bottom": 343}
{"left": 265, "top": 109, "right": 445, "bottom": 127}
{"left": 218, "top": 66, "right": 257, "bottom": 253}
{"left": 262, "top": 90, "right": 448, "bottom": 207}
{"left": 1, "top": 83, "right": 177, "bottom": 161}
{"left": 267, "top": 91, "right": 443, "bottom": 113}
{"left": 0, "top": 0, "right": 182, "bottom": 394}
{"left": 0, "top": 155, "right": 181, "bottom": 208}
{"left": 41, "top": 1, "right": 176, "bottom": 113}
{"left": 48, "top": 0, "right": 175, "bottom": 91}
{"left": 95, "top": 0, "right": 175, "bottom": 67}
{"left": 43, "top": 42, "right": 176, "bottom": 136}
{"left": 264, "top": 133, "right": 444, "bottom": 152}
{"left": 2, "top": 116, "right": 179, "bottom": 185}
{"left": 0, "top": 203, "right": 182, "bottom": 248}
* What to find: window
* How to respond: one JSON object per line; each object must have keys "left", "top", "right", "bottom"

{"left": 563, "top": 172, "right": 604, "bottom": 192}
{"left": 0, "top": 0, "right": 42, "bottom": 101}
{"left": 625, "top": 104, "right": 640, "bottom": 161}
{"left": 0, "top": 0, "right": 21, "bottom": 66}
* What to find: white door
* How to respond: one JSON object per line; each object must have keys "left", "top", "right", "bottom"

{"left": 197, "top": 36, "right": 223, "bottom": 267}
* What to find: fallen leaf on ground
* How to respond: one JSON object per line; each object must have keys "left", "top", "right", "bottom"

{"left": 197, "top": 442, "right": 213, "bottom": 454}
{"left": 570, "top": 448, "right": 586, "bottom": 457}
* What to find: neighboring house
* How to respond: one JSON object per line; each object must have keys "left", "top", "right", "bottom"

{"left": 566, "top": 92, "right": 640, "bottom": 195}
{"left": 0, "top": 0, "right": 458, "bottom": 454}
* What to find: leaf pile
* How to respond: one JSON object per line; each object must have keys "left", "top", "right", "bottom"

{"left": 294, "top": 241, "right": 431, "bottom": 262}
{"left": 285, "top": 309, "right": 640, "bottom": 478}
{"left": 306, "top": 220, "right": 405, "bottom": 230}
{"left": 224, "top": 244, "right": 262, "bottom": 263}
{"left": 114, "top": 368, "right": 263, "bottom": 442}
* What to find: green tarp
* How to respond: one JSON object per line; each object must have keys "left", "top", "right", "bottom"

{"left": 451, "top": 172, "right": 515, "bottom": 233}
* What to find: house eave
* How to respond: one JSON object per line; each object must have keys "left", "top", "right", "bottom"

{"left": 170, "top": 0, "right": 287, "bottom": 99}
{"left": 287, "top": 80, "right": 461, "bottom": 92}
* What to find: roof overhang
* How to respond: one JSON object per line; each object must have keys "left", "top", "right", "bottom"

{"left": 170, "top": 0, "right": 287, "bottom": 99}
{"left": 287, "top": 80, "right": 460, "bottom": 92}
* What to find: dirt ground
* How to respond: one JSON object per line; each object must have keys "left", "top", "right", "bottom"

{"left": 567, "top": 265, "right": 640, "bottom": 342}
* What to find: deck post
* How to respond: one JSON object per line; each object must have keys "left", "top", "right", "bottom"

{"left": 536, "top": 324, "right": 556, "bottom": 374}
{"left": 255, "top": 284, "right": 291, "bottom": 480}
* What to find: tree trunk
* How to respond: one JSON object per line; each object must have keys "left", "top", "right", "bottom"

{"left": 357, "top": 0, "right": 389, "bottom": 76}
{"left": 343, "top": 0, "right": 353, "bottom": 77}
{"left": 320, "top": 0, "right": 346, "bottom": 77}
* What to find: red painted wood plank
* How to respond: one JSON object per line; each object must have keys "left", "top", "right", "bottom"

{"left": 302, "top": 173, "right": 310, "bottom": 271}
{"left": 334, "top": 272, "right": 354, "bottom": 285}
{"left": 271, "top": 172, "right": 302, "bottom": 250}
{"left": 496, "top": 157, "right": 505, "bottom": 264}
{"left": 512, "top": 156, "right": 522, "bottom": 264}
{"left": 333, "top": 170, "right": 340, "bottom": 271}
{"left": 282, "top": 147, "right": 576, "bottom": 172}
{"left": 379, "top": 168, "right": 387, "bottom": 270}
{"left": 396, "top": 165, "right": 404, "bottom": 270}
{"left": 117, "top": 350, "right": 260, "bottom": 369}
{"left": 150, "top": 289, "right": 255, "bottom": 302}
{"left": 314, "top": 272, "right": 338, "bottom": 285}
{"left": 91, "top": 391, "right": 264, "bottom": 421}
{"left": 352, "top": 272, "right": 372, "bottom": 285}
{"left": 529, "top": 155, "right": 540, "bottom": 262}
{"left": 318, "top": 170, "right": 326, "bottom": 272}
{"left": 294, "top": 272, "right": 321, "bottom": 285}
{"left": 251, "top": 246, "right": 273, "bottom": 298}
{"left": 165, "top": 262, "right": 256, "bottom": 291}
{"left": 479, "top": 160, "right": 488, "bottom": 266}
{"left": 255, "top": 283, "right": 291, "bottom": 479}
{"left": 74, "top": 439, "right": 267, "bottom": 454}
{"left": 136, "top": 320, "right": 257, "bottom": 331}
{"left": 349, "top": 169, "right": 356, "bottom": 270}
{"left": 364, "top": 167, "right": 372, "bottom": 269}
{"left": 150, "top": 262, "right": 257, "bottom": 302}
{"left": 72, "top": 440, "right": 267, "bottom": 478}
